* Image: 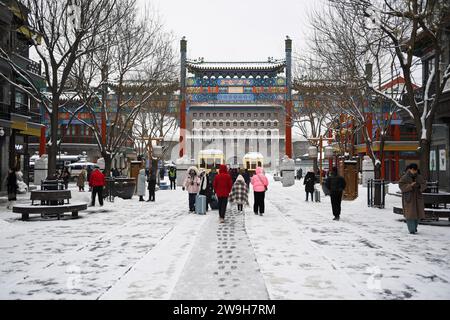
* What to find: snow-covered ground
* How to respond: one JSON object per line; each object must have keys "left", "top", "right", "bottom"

{"left": 0, "top": 176, "right": 449, "bottom": 300}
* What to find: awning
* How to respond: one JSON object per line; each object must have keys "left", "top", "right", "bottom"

{"left": 11, "top": 119, "right": 27, "bottom": 131}
{"left": 19, "top": 127, "right": 41, "bottom": 137}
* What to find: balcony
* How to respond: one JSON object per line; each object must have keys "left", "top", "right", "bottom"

{"left": 11, "top": 53, "right": 45, "bottom": 88}
{"left": 13, "top": 103, "right": 29, "bottom": 117}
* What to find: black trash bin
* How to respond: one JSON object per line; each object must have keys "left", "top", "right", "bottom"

{"left": 368, "top": 179, "right": 387, "bottom": 209}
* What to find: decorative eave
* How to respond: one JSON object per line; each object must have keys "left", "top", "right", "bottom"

{"left": 186, "top": 59, "right": 286, "bottom": 77}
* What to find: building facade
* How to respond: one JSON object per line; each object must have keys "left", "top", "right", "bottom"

{"left": 0, "top": 0, "right": 45, "bottom": 193}
{"left": 179, "top": 38, "right": 293, "bottom": 169}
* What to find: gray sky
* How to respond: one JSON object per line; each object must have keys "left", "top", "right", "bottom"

{"left": 140, "top": 0, "right": 322, "bottom": 62}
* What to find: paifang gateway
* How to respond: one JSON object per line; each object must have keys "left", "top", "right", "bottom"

{"left": 178, "top": 37, "right": 294, "bottom": 170}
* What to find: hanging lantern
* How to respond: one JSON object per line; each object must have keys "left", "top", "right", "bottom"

{"left": 324, "top": 146, "right": 334, "bottom": 158}
{"left": 308, "top": 146, "right": 318, "bottom": 159}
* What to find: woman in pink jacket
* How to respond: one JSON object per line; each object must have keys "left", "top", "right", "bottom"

{"left": 251, "top": 167, "right": 269, "bottom": 216}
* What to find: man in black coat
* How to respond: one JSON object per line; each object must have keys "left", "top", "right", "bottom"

{"left": 325, "top": 167, "right": 346, "bottom": 221}
{"left": 303, "top": 171, "right": 316, "bottom": 201}
{"left": 147, "top": 169, "right": 157, "bottom": 202}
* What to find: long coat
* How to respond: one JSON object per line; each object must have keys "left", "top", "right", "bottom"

{"left": 303, "top": 172, "right": 316, "bottom": 193}
{"left": 398, "top": 172, "right": 427, "bottom": 220}
{"left": 77, "top": 170, "right": 86, "bottom": 187}
{"left": 229, "top": 180, "right": 249, "bottom": 206}
{"left": 137, "top": 169, "right": 147, "bottom": 196}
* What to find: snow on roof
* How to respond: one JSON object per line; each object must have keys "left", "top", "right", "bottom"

{"left": 199, "top": 149, "right": 224, "bottom": 155}
{"left": 186, "top": 60, "right": 286, "bottom": 71}
{"left": 244, "top": 152, "right": 264, "bottom": 159}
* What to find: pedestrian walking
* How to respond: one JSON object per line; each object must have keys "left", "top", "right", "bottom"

{"left": 325, "top": 167, "right": 346, "bottom": 221}
{"left": 89, "top": 168, "right": 105, "bottom": 207}
{"left": 199, "top": 170, "right": 212, "bottom": 211}
{"left": 169, "top": 166, "right": 177, "bottom": 190}
{"left": 296, "top": 168, "right": 303, "bottom": 180}
{"left": 398, "top": 163, "right": 427, "bottom": 234}
{"left": 213, "top": 164, "right": 233, "bottom": 223}
{"left": 209, "top": 167, "right": 218, "bottom": 184}
{"left": 137, "top": 168, "right": 146, "bottom": 202}
{"left": 242, "top": 169, "right": 251, "bottom": 190}
{"left": 229, "top": 174, "right": 249, "bottom": 212}
{"left": 159, "top": 167, "right": 165, "bottom": 180}
{"left": 147, "top": 169, "right": 157, "bottom": 202}
{"left": 183, "top": 166, "right": 201, "bottom": 212}
{"left": 303, "top": 170, "right": 315, "bottom": 201}
{"left": 60, "top": 167, "right": 71, "bottom": 190}
{"left": 6, "top": 168, "right": 18, "bottom": 210}
{"left": 77, "top": 168, "right": 86, "bottom": 192}
{"left": 250, "top": 167, "right": 269, "bottom": 216}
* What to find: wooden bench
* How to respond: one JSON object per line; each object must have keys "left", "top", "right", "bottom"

{"left": 30, "top": 190, "right": 71, "bottom": 205}
{"left": 13, "top": 203, "right": 88, "bottom": 221}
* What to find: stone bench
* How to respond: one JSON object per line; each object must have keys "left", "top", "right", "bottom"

{"left": 13, "top": 203, "right": 88, "bottom": 221}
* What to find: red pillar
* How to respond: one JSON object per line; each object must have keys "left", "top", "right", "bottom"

{"left": 328, "top": 128, "right": 333, "bottom": 169}
{"left": 39, "top": 126, "right": 46, "bottom": 155}
{"left": 179, "top": 99, "right": 186, "bottom": 158}
{"left": 285, "top": 100, "right": 293, "bottom": 158}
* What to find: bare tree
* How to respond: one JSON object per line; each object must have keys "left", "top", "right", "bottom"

{"left": 328, "top": 0, "right": 450, "bottom": 179}
{"left": 66, "top": 1, "right": 178, "bottom": 175}
{"left": 0, "top": 0, "right": 119, "bottom": 176}
{"left": 133, "top": 90, "right": 179, "bottom": 161}
{"left": 308, "top": 1, "right": 414, "bottom": 178}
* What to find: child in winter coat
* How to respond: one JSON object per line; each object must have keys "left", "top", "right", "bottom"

{"left": 229, "top": 174, "right": 249, "bottom": 212}
{"left": 183, "top": 166, "right": 201, "bottom": 212}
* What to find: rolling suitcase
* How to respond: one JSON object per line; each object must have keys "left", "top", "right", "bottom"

{"left": 195, "top": 194, "right": 207, "bottom": 215}
{"left": 314, "top": 189, "right": 321, "bottom": 202}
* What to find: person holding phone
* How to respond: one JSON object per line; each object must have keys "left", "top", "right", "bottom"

{"left": 399, "top": 163, "right": 427, "bottom": 234}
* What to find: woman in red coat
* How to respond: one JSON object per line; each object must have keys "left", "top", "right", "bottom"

{"left": 213, "top": 165, "right": 233, "bottom": 223}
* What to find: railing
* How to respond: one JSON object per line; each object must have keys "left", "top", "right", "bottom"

{"left": 13, "top": 104, "right": 29, "bottom": 116}
{"left": 11, "top": 53, "right": 42, "bottom": 76}
{"left": 61, "top": 136, "right": 98, "bottom": 144}
{"left": 29, "top": 111, "right": 41, "bottom": 124}
{"left": 0, "top": 102, "right": 10, "bottom": 120}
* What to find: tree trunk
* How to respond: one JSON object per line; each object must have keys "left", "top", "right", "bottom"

{"left": 419, "top": 139, "right": 431, "bottom": 182}
{"left": 47, "top": 98, "right": 59, "bottom": 178}
{"left": 313, "top": 158, "right": 318, "bottom": 175}
{"left": 102, "top": 152, "right": 112, "bottom": 177}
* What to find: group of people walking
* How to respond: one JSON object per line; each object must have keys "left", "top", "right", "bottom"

{"left": 182, "top": 165, "right": 268, "bottom": 223}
